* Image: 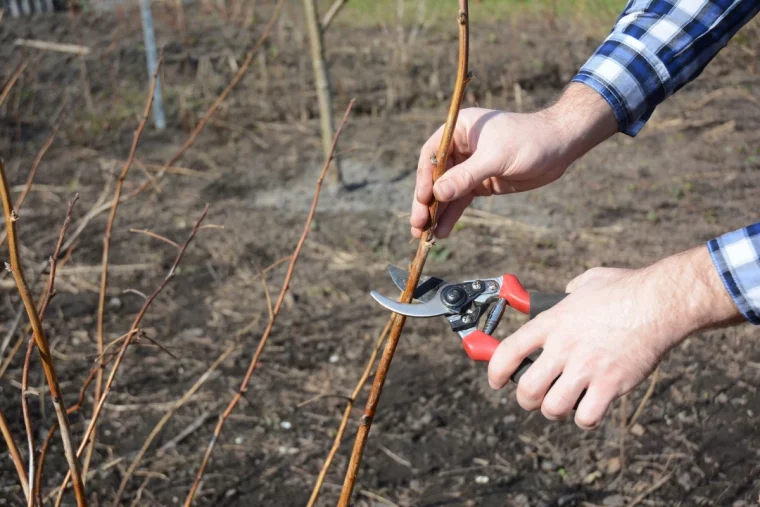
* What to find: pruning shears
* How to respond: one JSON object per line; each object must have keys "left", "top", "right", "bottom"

{"left": 370, "top": 266, "right": 568, "bottom": 383}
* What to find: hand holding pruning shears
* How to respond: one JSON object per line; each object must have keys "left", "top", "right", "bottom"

{"left": 378, "top": 85, "right": 741, "bottom": 430}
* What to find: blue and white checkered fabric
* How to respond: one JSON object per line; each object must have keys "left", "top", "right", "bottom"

{"left": 709, "top": 225, "right": 760, "bottom": 325}
{"left": 571, "top": 0, "right": 760, "bottom": 323}
{"left": 572, "top": 0, "right": 760, "bottom": 136}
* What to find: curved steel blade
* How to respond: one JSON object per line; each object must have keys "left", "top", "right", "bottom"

{"left": 370, "top": 288, "right": 450, "bottom": 318}
{"left": 387, "top": 265, "right": 445, "bottom": 303}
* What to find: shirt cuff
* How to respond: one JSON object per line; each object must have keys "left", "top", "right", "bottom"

{"left": 707, "top": 223, "right": 760, "bottom": 325}
{"left": 571, "top": 33, "right": 671, "bottom": 137}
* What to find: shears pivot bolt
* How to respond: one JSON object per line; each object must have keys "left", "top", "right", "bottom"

{"left": 443, "top": 286, "right": 466, "bottom": 306}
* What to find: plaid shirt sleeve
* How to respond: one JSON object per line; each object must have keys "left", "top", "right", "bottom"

{"left": 708, "top": 224, "right": 760, "bottom": 325}
{"left": 571, "top": 1, "right": 760, "bottom": 324}
{"left": 572, "top": 0, "right": 760, "bottom": 136}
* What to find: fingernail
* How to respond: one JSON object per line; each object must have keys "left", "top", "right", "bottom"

{"left": 434, "top": 180, "right": 455, "bottom": 201}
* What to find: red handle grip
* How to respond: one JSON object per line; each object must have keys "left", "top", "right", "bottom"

{"left": 462, "top": 330, "right": 500, "bottom": 362}
{"left": 499, "top": 274, "right": 530, "bottom": 314}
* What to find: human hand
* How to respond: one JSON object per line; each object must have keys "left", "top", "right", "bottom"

{"left": 410, "top": 83, "right": 619, "bottom": 239}
{"left": 487, "top": 246, "right": 741, "bottom": 430}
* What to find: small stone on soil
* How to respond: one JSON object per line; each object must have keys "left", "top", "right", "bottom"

{"left": 605, "top": 457, "right": 622, "bottom": 475}
{"left": 602, "top": 494, "right": 625, "bottom": 506}
{"left": 629, "top": 423, "right": 645, "bottom": 436}
{"left": 474, "top": 475, "right": 489, "bottom": 484}
{"left": 280, "top": 421, "right": 292, "bottom": 430}
{"left": 540, "top": 460, "right": 556, "bottom": 472}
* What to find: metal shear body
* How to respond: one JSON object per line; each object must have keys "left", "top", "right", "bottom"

{"left": 371, "top": 266, "right": 567, "bottom": 379}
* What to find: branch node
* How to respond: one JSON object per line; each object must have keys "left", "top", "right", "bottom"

{"left": 4, "top": 262, "right": 11, "bottom": 272}
{"left": 359, "top": 415, "right": 372, "bottom": 426}
{"left": 10, "top": 210, "right": 19, "bottom": 222}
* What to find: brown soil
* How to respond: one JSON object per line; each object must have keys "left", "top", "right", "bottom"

{"left": 1, "top": 4, "right": 759, "bottom": 506}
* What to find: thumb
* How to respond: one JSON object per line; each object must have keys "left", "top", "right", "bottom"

{"left": 432, "top": 153, "right": 491, "bottom": 202}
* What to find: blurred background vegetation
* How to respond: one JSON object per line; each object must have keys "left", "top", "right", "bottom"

{"left": 320, "top": 0, "right": 625, "bottom": 26}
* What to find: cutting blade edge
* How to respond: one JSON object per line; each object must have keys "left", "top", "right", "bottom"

{"left": 370, "top": 289, "right": 449, "bottom": 318}
{"left": 386, "top": 265, "right": 445, "bottom": 303}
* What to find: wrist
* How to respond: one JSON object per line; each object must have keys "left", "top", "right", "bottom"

{"left": 538, "top": 82, "right": 619, "bottom": 167}
{"left": 650, "top": 246, "right": 742, "bottom": 339}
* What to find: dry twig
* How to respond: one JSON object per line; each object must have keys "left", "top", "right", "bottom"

{"left": 625, "top": 471, "right": 673, "bottom": 507}
{"left": 321, "top": 0, "right": 349, "bottom": 31}
{"left": 20, "top": 195, "right": 78, "bottom": 507}
{"left": 0, "top": 114, "right": 65, "bottom": 247}
{"left": 183, "top": 99, "right": 355, "bottom": 506}
{"left": 36, "top": 342, "right": 131, "bottom": 503}
{"left": 0, "top": 62, "right": 27, "bottom": 107}
{"left": 13, "top": 39, "right": 91, "bottom": 55}
{"left": 338, "top": 3, "right": 470, "bottom": 504}
{"left": 86, "top": 55, "right": 163, "bottom": 480}
{"left": 0, "top": 160, "right": 87, "bottom": 506}
{"left": 627, "top": 367, "right": 659, "bottom": 430}
{"left": 54, "top": 205, "right": 210, "bottom": 505}
{"left": 129, "top": 228, "right": 180, "bottom": 248}
{"left": 111, "top": 344, "right": 236, "bottom": 506}
{"left": 0, "top": 406, "right": 29, "bottom": 501}
{"left": 307, "top": 319, "right": 391, "bottom": 506}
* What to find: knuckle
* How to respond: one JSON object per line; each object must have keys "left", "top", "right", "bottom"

{"left": 541, "top": 397, "right": 570, "bottom": 421}
{"left": 575, "top": 412, "right": 601, "bottom": 430}
{"left": 460, "top": 165, "right": 477, "bottom": 189}
{"left": 516, "top": 378, "right": 544, "bottom": 405}
{"left": 517, "top": 393, "right": 541, "bottom": 412}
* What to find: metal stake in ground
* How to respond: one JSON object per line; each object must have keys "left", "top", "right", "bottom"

{"left": 139, "top": 0, "right": 166, "bottom": 130}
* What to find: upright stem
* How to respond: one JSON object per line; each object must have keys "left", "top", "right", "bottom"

{"left": 0, "top": 161, "right": 88, "bottom": 506}
{"left": 338, "top": 2, "right": 469, "bottom": 504}
{"left": 54, "top": 206, "right": 209, "bottom": 506}
{"left": 86, "top": 55, "right": 162, "bottom": 481}
{"left": 303, "top": 0, "right": 342, "bottom": 185}
{"left": 0, "top": 406, "right": 29, "bottom": 501}
{"left": 183, "top": 100, "right": 355, "bottom": 507}
{"left": 20, "top": 196, "right": 77, "bottom": 507}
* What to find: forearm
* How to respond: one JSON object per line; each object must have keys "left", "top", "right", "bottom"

{"left": 538, "top": 83, "right": 619, "bottom": 168}
{"left": 649, "top": 246, "right": 743, "bottom": 339}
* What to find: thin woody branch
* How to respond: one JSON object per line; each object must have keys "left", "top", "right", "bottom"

{"left": 307, "top": 319, "right": 391, "bottom": 507}
{"left": 0, "top": 61, "right": 27, "bottom": 107}
{"left": 87, "top": 54, "right": 163, "bottom": 481}
{"left": 183, "top": 99, "right": 356, "bottom": 507}
{"left": 111, "top": 344, "right": 236, "bottom": 506}
{"left": 53, "top": 205, "right": 211, "bottom": 505}
{"left": 0, "top": 160, "right": 88, "bottom": 506}
{"left": 321, "top": 0, "right": 348, "bottom": 32}
{"left": 338, "top": 2, "right": 470, "bottom": 504}
{"left": 37, "top": 340, "right": 129, "bottom": 503}
{"left": 0, "top": 406, "right": 29, "bottom": 502}
{"left": 0, "top": 114, "right": 65, "bottom": 247}
{"left": 20, "top": 195, "right": 78, "bottom": 507}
